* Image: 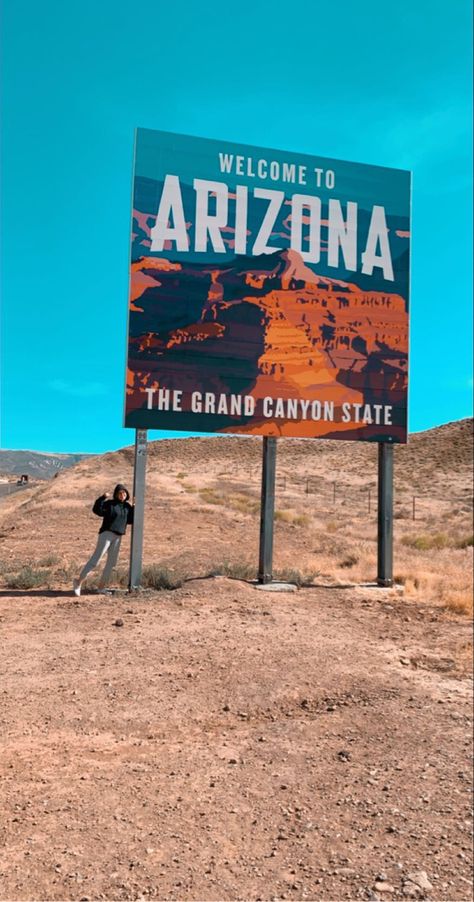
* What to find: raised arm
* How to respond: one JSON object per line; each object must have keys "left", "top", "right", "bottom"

{"left": 92, "top": 493, "right": 109, "bottom": 516}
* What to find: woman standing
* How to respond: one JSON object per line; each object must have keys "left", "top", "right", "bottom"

{"left": 73, "top": 484, "right": 134, "bottom": 596}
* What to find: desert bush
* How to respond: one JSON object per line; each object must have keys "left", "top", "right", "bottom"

{"left": 293, "top": 514, "right": 310, "bottom": 527}
{"left": 176, "top": 472, "right": 186, "bottom": 479}
{"left": 440, "top": 587, "right": 473, "bottom": 617}
{"left": 56, "top": 562, "right": 80, "bottom": 581}
{"left": 0, "top": 559, "right": 13, "bottom": 576}
{"left": 38, "top": 553, "right": 61, "bottom": 567}
{"left": 401, "top": 532, "right": 450, "bottom": 551}
{"left": 401, "top": 532, "right": 473, "bottom": 551}
{"left": 199, "top": 487, "right": 225, "bottom": 505}
{"left": 141, "top": 565, "right": 183, "bottom": 590}
{"left": 209, "top": 561, "right": 318, "bottom": 586}
{"left": 275, "top": 509, "right": 310, "bottom": 526}
{"left": 114, "top": 567, "right": 129, "bottom": 588}
{"left": 110, "top": 564, "right": 183, "bottom": 591}
{"left": 455, "top": 534, "right": 473, "bottom": 549}
{"left": 274, "top": 567, "right": 319, "bottom": 586}
{"left": 5, "top": 565, "right": 51, "bottom": 590}
{"left": 210, "top": 561, "right": 257, "bottom": 581}
{"left": 229, "top": 494, "right": 260, "bottom": 515}
{"left": 339, "top": 553, "right": 359, "bottom": 569}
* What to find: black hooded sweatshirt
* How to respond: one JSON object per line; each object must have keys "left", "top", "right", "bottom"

{"left": 92, "top": 484, "right": 134, "bottom": 535}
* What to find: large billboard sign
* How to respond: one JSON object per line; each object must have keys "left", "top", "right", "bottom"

{"left": 125, "top": 129, "right": 410, "bottom": 442}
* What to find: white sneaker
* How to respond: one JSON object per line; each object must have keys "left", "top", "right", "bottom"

{"left": 73, "top": 580, "right": 81, "bottom": 597}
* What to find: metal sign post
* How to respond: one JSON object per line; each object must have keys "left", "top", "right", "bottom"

{"left": 258, "top": 437, "right": 277, "bottom": 584}
{"left": 129, "top": 428, "right": 148, "bottom": 590}
{"left": 377, "top": 442, "right": 394, "bottom": 587}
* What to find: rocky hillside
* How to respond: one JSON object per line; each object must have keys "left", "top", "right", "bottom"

{"left": 0, "top": 450, "right": 91, "bottom": 480}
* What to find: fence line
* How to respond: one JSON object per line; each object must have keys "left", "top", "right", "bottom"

{"left": 274, "top": 475, "right": 472, "bottom": 521}
{"left": 232, "top": 466, "right": 472, "bottom": 519}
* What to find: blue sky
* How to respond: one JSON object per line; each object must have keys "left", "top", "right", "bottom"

{"left": 1, "top": 0, "right": 472, "bottom": 454}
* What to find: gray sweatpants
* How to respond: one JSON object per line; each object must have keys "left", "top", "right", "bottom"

{"left": 78, "top": 530, "right": 122, "bottom": 586}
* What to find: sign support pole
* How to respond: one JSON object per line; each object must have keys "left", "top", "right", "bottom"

{"left": 377, "top": 442, "right": 394, "bottom": 587}
{"left": 258, "top": 437, "right": 277, "bottom": 584}
{"left": 129, "top": 428, "right": 147, "bottom": 590}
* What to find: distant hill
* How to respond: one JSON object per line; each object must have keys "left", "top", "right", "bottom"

{"left": 0, "top": 450, "right": 91, "bottom": 480}
{"left": 0, "top": 417, "right": 471, "bottom": 488}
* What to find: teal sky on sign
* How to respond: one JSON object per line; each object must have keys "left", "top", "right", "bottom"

{"left": 1, "top": 0, "right": 472, "bottom": 453}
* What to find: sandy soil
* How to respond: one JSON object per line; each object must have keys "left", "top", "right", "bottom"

{"left": 0, "top": 578, "right": 472, "bottom": 902}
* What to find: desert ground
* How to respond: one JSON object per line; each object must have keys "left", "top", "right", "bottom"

{"left": 0, "top": 420, "right": 472, "bottom": 902}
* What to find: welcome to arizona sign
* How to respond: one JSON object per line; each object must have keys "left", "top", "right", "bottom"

{"left": 124, "top": 129, "right": 411, "bottom": 442}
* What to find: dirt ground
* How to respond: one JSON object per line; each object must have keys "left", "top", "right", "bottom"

{"left": 0, "top": 578, "right": 472, "bottom": 902}
{"left": 0, "top": 422, "right": 472, "bottom": 902}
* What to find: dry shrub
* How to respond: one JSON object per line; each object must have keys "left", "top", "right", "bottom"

{"left": 274, "top": 509, "right": 294, "bottom": 523}
{"left": 38, "top": 553, "right": 61, "bottom": 567}
{"left": 339, "top": 553, "right": 359, "bottom": 569}
{"left": 5, "top": 565, "right": 52, "bottom": 590}
{"left": 209, "top": 562, "right": 318, "bottom": 586}
{"left": 456, "top": 534, "right": 473, "bottom": 549}
{"left": 397, "top": 549, "right": 473, "bottom": 616}
{"left": 441, "top": 589, "right": 473, "bottom": 617}
{"left": 275, "top": 509, "right": 310, "bottom": 526}
{"left": 229, "top": 494, "right": 260, "bottom": 515}
{"left": 455, "top": 640, "right": 474, "bottom": 673}
{"left": 274, "top": 567, "right": 319, "bottom": 586}
{"left": 210, "top": 561, "right": 256, "bottom": 581}
{"left": 114, "top": 565, "right": 183, "bottom": 590}
{"left": 199, "top": 487, "right": 225, "bottom": 505}
{"left": 56, "top": 561, "right": 80, "bottom": 581}
{"left": 402, "top": 532, "right": 450, "bottom": 550}
{"left": 293, "top": 514, "right": 310, "bottom": 527}
{"left": 141, "top": 565, "right": 183, "bottom": 590}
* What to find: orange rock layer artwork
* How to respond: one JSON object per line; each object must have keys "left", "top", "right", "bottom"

{"left": 125, "top": 250, "right": 408, "bottom": 442}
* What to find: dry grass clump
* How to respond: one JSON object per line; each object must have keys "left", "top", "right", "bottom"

{"left": 274, "top": 567, "right": 319, "bottom": 586}
{"left": 440, "top": 588, "right": 473, "bottom": 617}
{"left": 141, "top": 565, "right": 183, "bottom": 590}
{"left": 4, "top": 565, "right": 52, "bottom": 590}
{"left": 456, "top": 534, "right": 473, "bottom": 549}
{"left": 228, "top": 494, "right": 260, "bottom": 515}
{"left": 209, "top": 561, "right": 319, "bottom": 586}
{"left": 199, "top": 487, "right": 226, "bottom": 505}
{"left": 198, "top": 487, "right": 261, "bottom": 516}
{"left": 0, "top": 554, "right": 76, "bottom": 590}
{"left": 401, "top": 532, "right": 473, "bottom": 551}
{"left": 114, "top": 564, "right": 183, "bottom": 590}
{"left": 393, "top": 547, "right": 473, "bottom": 617}
{"left": 339, "top": 553, "right": 360, "bottom": 569}
{"left": 209, "top": 560, "right": 257, "bottom": 581}
{"left": 275, "top": 509, "right": 310, "bottom": 526}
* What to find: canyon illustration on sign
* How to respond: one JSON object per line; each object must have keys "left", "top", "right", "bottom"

{"left": 125, "top": 128, "right": 410, "bottom": 442}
